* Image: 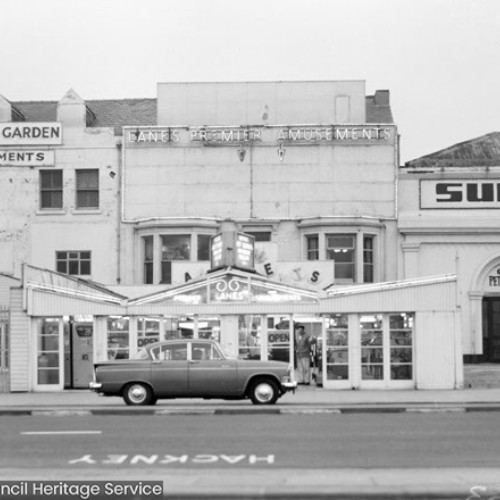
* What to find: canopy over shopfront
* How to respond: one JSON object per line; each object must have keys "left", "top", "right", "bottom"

{"left": 9, "top": 265, "right": 461, "bottom": 392}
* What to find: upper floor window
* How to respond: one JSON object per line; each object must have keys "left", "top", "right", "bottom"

{"left": 306, "top": 234, "right": 319, "bottom": 261}
{"left": 326, "top": 234, "right": 355, "bottom": 280}
{"left": 144, "top": 236, "right": 154, "bottom": 284}
{"left": 197, "top": 234, "right": 211, "bottom": 261}
{"left": 244, "top": 231, "right": 271, "bottom": 242}
{"left": 140, "top": 232, "right": 216, "bottom": 284}
{"left": 76, "top": 169, "right": 99, "bottom": 209}
{"left": 161, "top": 234, "right": 190, "bottom": 284}
{"left": 40, "top": 170, "right": 63, "bottom": 209}
{"left": 363, "top": 236, "right": 374, "bottom": 283}
{"left": 56, "top": 251, "right": 91, "bottom": 276}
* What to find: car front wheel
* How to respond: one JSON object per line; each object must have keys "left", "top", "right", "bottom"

{"left": 123, "top": 383, "right": 155, "bottom": 406}
{"left": 248, "top": 379, "right": 279, "bottom": 405}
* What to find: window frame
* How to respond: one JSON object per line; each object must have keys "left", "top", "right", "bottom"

{"left": 326, "top": 233, "right": 356, "bottom": 281}
{"left": 55, "top": 251, "right": 91, "bottom": 276}
{"left": 75, "top": 169, "right": 99, "bottom": 210}
{"left": 40, "top": 169, "right": 63, "bottom": 210}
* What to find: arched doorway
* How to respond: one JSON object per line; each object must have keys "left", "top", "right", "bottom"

{"left": 471, "top": 255, "right": 500, "bottom": 363}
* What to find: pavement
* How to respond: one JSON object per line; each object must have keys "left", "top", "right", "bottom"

{"left": 1, "top": 384, "right": 500, "bottom": 415}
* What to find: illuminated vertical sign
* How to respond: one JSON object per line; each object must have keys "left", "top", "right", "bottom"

{"left": 209, "top": 231, "right": 255, "bottom": 272}
{"left": 210, "top": 234, "right": 224, "bottom": 270}
{"left": 235, "top": 233, "right": 254, "bottom": 270}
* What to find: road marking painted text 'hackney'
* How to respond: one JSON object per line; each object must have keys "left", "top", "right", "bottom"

{"left": 69, "top": 454, "right": 275, "bottom": 465}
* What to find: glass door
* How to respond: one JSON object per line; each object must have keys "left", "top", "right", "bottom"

{"left": 359, "top": 313, "right": 415, "bottom": 389}
{"left": 323, "top": 314, "right": 351, "bottom": 389}
{"left": 35, "top": 318, "right": 63, "bottom": 390}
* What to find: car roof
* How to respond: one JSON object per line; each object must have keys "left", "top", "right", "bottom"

{"left": 146, "top": 339, "right": 217, "bottom": 349}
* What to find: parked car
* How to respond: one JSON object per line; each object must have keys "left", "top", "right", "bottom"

{"left": 89, "top": 339, "right": 297, "bottom": 406}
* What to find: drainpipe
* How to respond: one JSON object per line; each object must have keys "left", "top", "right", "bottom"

{"left": 116, "top": 141, "right": 122, "bottom": 284}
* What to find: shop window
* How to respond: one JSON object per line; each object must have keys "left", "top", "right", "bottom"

{"left": 137, "top": 317, "right": 160, "bottom": 349}
{"left": 390, "top": 314, "right": 413, "bottom": 380}
{"left": 306, "top": 234, "right": 319, "bottom": 261}
{"left": 360, "top": 315, "right": 384, "bottom": 380}
{"left": 163, "top": 316, "right": 185, "bottom": 340}
{"left": 238, "top": 315, "right": 261, "bottom": 360}
{"left": 197, "top": 316, "right": 221, "bottom": 341}
{"left": 37, "top": 318, "right": 60, "bottom": 385}
{"left": 324, "top": 314, "right": 349, "bottom": 380}
{"left": 161, "top": 235, "right": 190, "bottom": 284}
{"left": 107, "top": 316, "right": 129, "bottom": 360}
{"left": 143, "top": 236, "right": 154, "bottom": 284}
{"left": 76, "top": 169, "right": 99, "bottom": 209}
{"left": 363, "top": 236, "right": 374, "bottom": 283}
{"left": 56, "top": 251, "right": 91, "bottom": 276}
{"left": 197, "top": 234, "right": 211, "bottom": 261}
{"left": 40, "top": 170, "right": 63, "bottom": 209}
{"left": 326, "top": 234, "right": 355, "bottom": 280}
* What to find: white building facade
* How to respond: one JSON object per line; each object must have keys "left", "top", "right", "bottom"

{"left": 0, "top": 81, "right": 463, "bottom": 392}
{"left": 399, "top": 132, "right": 500, "bottom": 364}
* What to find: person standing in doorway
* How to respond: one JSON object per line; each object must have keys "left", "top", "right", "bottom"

{"left": 295, "top": 324, "right": 316, "bottom": 385}
{"left": 246, "top": 328, "right": 260, "bottom": 360}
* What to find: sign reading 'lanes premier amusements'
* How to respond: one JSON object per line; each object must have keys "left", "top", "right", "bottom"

{"left": 0, "top": 123, "right": 62, "bottom": 146}
{"left": 126, "top": 125, "right": 394, "bottom": 145}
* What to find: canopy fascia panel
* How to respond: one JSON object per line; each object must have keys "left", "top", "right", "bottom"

{"left": 22, "top": 265, "right": 127, "bottom": 314}
{"left": 321, "top": 274, "right": 457, "bottom": 312}
{"left": 129, "top": 267, "right": 319, "bottom": 307}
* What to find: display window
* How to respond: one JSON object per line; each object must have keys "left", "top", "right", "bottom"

{"left": 324, "top": 314, "right": 349, "bottom": 381}
{"left": 238, "top": 315, "right": 262, "bottom": 359}
{"left": 389, "top": 314, "right": 413, "bottom": 380}
{"left": 107, "top": 316, "right": 129, "bottom": 360}
{"left": 36, "top": 318, "right": 61, "bottom": 385}
{"left": 137, "top": 317, "right": 161, "bottom": 348}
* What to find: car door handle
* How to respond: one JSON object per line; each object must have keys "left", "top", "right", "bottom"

{"left": 189, "top": 361, "right": 199, "bottom": 365}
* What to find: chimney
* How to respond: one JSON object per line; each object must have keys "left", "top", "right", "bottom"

{"left": 374, "top": 90, "right": 390, "bottom": 106}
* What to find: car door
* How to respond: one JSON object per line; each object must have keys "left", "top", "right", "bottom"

{"left": 188, "top": 342, "right": 238, "bottom": 397}
{"left": 150, "top": 342, "right": 189, "bottom": 397}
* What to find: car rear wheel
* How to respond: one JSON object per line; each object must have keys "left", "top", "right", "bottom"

{"left": 248, "top": 379, "right": 279, "bottom": 405}
{"left": 123, "top": 383, "right": 155, "bottom": 406}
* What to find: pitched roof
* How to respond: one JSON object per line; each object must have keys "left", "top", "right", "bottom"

{"left": 12, "top": 98, "right": 157, "bottom": 134}
{"left": 405, "top": 131, "right": 500, "bottom": 169}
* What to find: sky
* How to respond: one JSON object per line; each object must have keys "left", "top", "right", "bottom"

{"left": 0, "top": 0, "right": 499, "bottom": 163}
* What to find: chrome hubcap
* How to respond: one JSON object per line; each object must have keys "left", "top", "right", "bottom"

{"left": 129, "top": 384, "right": 146, "bottom": 404}
{"left": 255, "top": 383, "right": 273, "bottom": 403}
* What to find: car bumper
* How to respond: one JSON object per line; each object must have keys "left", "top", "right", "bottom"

{"left": 89, "top": 381, "right": 103, "bottom": 392}
{"left": 281, "top": 380, "right": 298, "bottom": 392}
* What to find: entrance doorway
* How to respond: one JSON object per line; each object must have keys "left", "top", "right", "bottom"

{"left": 483, "top": 298, "right": 500, "bottom": 362}
{"left": 64, "top": 318, "right": 94, "bottom": 388}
